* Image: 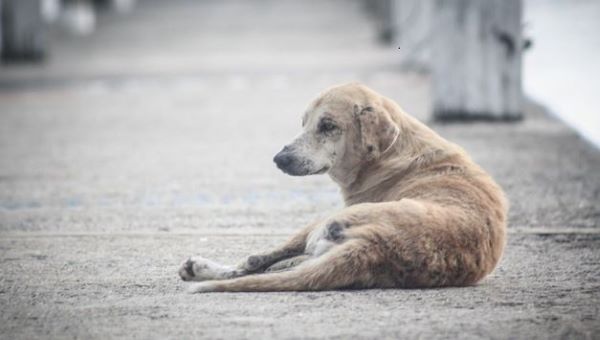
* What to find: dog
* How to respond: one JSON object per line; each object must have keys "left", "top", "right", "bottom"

{"left": 179, "top": 83, "right": 508, "bottom": 293}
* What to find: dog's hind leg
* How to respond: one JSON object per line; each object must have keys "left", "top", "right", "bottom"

{"left": 188, "top": 238, "right": 385, "bottom": 293}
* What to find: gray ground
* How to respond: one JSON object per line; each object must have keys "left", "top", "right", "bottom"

{"left": 0, "top": 0, "right": 599, "bottom": 339}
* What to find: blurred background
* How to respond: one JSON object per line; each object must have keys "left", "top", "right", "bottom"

{"left": 1, "top": 0, "right": 598, "bottom": 231}
{"left": 0, "top": 0, "right": 599, "bottom": 339}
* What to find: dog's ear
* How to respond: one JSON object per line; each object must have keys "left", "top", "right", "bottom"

{"left": 353, "top": 104, "right": 400, "bottom": 160}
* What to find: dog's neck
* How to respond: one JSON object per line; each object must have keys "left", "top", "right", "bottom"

{"left": 331, "top": 109, "right": 459, "bottom": 206}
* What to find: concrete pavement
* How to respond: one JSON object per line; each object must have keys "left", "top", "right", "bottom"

{"left": 1, "top": 0, "right": 599, "bottom": 338}
{"left": 1, "top": 233, "right": 597, "bottom": 339}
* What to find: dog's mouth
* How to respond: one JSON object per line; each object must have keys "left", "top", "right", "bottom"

{"left": 314, "top": 166, "right": 329, "bottom": 174}
{"left": 277, "top": 164, "right": 327, "bottom": 176}
{"left": 275, "top": 159, "right": 329, "bottom": 176}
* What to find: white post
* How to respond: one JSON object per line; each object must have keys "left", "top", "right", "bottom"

{"left": 394, "top": 0, "right": 434, "bottom": 72}
{"left": 432, "top": 0, "right": 523, "bottom": 120}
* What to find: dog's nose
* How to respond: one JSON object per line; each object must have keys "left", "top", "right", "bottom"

{"left": 273, "top": 151, "right": 293, "bottom": 169}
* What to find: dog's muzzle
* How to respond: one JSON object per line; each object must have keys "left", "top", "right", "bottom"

{"left": 273, "top": 146, "right": 311, "bottom": 176}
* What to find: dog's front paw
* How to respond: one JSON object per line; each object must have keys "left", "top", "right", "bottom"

{"left": 178, "top": 256, "right": 232, "bottom": 282}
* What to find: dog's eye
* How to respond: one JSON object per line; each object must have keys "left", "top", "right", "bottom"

{"left": 318, "top": 120, "right": 338, "bottom": 133}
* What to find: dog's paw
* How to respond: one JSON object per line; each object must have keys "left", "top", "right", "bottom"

{"left": 178, "top": 256, "right": 232, "bottom": 282}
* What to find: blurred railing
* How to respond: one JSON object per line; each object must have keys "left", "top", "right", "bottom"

{"left": 0, "top": 0, "right": 135, "bottom": 62}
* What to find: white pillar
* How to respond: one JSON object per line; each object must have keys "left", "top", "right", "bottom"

{"left": 432, "top": 0, "right": 523, "bottom": 120}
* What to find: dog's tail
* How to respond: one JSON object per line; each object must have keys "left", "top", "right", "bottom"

{"left": 188, "top": 239, "right": 380, "bottom": 293}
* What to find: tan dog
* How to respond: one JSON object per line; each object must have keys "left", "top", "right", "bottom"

{"left": 179, "top": 83, "right": 508, "bottom": 293}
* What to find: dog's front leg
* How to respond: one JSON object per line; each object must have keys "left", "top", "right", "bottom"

{"left": 179, "top": 221, "right": 320, "bottom": 282}
{"left": 239, "top": 221, "right": 320, "bottom": 273}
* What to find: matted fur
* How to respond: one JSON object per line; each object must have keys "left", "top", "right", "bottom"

{"left": 179, "top": 83, "right": 508, "bottom": 293}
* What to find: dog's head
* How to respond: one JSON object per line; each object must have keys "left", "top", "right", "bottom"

{"left": 273, "top": 83, "right": 400, "bottom": 179}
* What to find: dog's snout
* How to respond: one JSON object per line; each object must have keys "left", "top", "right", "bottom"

{"left": 274, "top": 151, "right": 294, "bottom": 169}
{"left": 273, "top": 144, "right": 316, "bottom": 176}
